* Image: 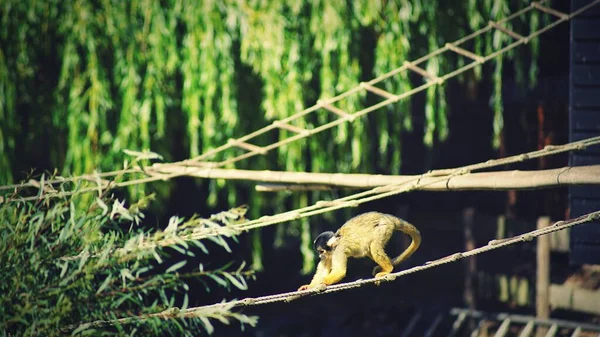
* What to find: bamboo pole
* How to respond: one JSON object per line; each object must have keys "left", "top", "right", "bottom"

{"left": 147, "top": 165, "right": 600, "bottom": 192}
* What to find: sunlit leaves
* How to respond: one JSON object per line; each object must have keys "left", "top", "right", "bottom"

{"left": 0, "top": 180, "right": 255, "bottom": 336}
{"left": 528, "top": 9, "right": 540, "bottom": 89}
{"left": 3, "top": 0, "right": 547, "bottom": 181}
{"left": 0, "top": 0, "right": 550, "bottom": 294}
{"left": 0, "top": 48, "right": 15, "bottom": 185}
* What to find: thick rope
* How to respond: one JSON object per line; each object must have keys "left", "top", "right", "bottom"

{"left": 171, "top": 136, "right": 600, "bottom": 241}
{"left": 54, "top": 136, "right": 600, "bottom": 264}
{"left": 69, "top": 210, "right": 600, "bottom": 330}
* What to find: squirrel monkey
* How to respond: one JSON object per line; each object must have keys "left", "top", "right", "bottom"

{"left": 298, "top": 212, "right": 421, "bottom": 291}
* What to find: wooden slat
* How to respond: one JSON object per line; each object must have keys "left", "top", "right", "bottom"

{"left": 573, "top": 41, "right": 600, "bottom": 63}
{"left": 518, "top": 321, "right": 535, "bottom": 337}
{"left": 227, "top": 139, "right": 267, "bottom": 154}
{"left": 494, "top": 318, "right": 512, "bottom": 337}
{"left": 272, "top": 121, "right": 310, "bottom": 135}
{"left": 544, "top": 324, "right": 558, "bottom": 337}
{"left": 532, "top": 2, "right": 569, "bottom": 20}
{"left": 571, "top": 110, "right": 600, "bottom": 133}
{"left": 404, "top": 61, "right": 443, "bottom": 83}
{"left": 445, "top": 43, "right": 485, "bottom": 63}
{"left": 319, "top": 102, "right": 355, "bottom": 121}
{"left": 573, "top": 87, "right": 600, "bottom": 108}
{"left": 424, "top": 313, "right": 445, "bottom": 337}
{"left": 550, "top": 284, "right": 600, "bottom": 315}
{"left": 570, "top": 199, "right": 600, "bottom": 240}
{"left": 572, "top": 64, "right": 600, "bottom": 86}
{"left": 570, "top": 327, "right": 581, "bottom": 337}
{"left": 360, "top": 82, "right": 398, "bottom": 100}
{"left": 573, "top": 19, "right": 600, "bottom": 40}
{"left": 470, "top": 320, "right": 484, "bottom": 337}
{"left": 447, "top": 312, "right": 467, "bottom": 337}
{"left": 489, "top": 21, "right": 526, "bottom": 41}
{"left": 400, "top": 311, "right": 422, "bottom": 337}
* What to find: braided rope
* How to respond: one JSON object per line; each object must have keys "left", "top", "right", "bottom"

{"left": 72, "top": 210, "right": 600, "bottom": 330}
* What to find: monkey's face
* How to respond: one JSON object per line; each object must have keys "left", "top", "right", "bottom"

{"left": 317, "top": 247, "right": 331, "bottom": 260}
{"left": 314, "top": 231, "right": 336, "bottom": 259}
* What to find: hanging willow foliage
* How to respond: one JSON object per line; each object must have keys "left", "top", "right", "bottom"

{"left": 0, "top": 0, "right": 545, "bottom": 273}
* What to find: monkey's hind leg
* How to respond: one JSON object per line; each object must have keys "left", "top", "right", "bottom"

{"left": 370, "top": 243, "right": 393, "bottom": 279}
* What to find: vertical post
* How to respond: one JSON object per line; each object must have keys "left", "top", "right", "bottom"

{"left": 536, "top": 216, "right": 551, "bottom": 337}
{"left": 463, "top": 208, "right": 476, "bottom": 330}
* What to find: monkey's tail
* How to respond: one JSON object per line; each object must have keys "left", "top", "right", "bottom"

{"left": 391, "top": 218, "right": 422, "bottom": 266}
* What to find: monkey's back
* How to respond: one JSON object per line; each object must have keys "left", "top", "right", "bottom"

{"left": 336, "top": 212, "right": 397, "bottom": 258}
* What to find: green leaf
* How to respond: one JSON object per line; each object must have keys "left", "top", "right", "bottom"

{"left": 152, "top": 249, "right": 163, "bottom": 264}
{"left": 112, "top": 293, "right": 135, "bottom": 309}
{"left": 199, "top": 316, "right": 214, "bottom": 334}
{"left": 223, "top": 273, "right": 248, "bottom": 290}
{"left": 96, "top": 197, "right": 109, "bottom": 216}
{"left": 37, "top": 174, "right": 45, "bottom": 198}
{"left": 170, "top": 244, "right": 187, "bottom": 255}
{"left": 182, "top": 293, "right": 189, "bottom": 311}
{"left": 166, "top": 260, "right": 187, "bottom": 273}
{"left": 60, "top": 262, "right": 69, "bottom": 278}
{"left": 96, "top": 274, "right": 112, "bottom": 294}
{"left": 77, "top": 248, "right": 89, "bottom": 271}
{"left": 207, "top": 274, "right": 228, "bottom": 288}
{"left": 190, "top": 240, "right": 208, "bottom": 254}
{"left": 72, "top": 323, "right": 92, "bottom": 335}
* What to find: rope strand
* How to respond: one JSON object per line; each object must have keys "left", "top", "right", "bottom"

{"left": 68, "top": 210, "right": 600, "bottom": 330}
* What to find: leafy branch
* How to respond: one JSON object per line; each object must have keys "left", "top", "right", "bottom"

{"left": 1, "top": 176, "right": 257, "bottom": 336}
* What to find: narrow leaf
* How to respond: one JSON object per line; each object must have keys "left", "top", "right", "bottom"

{"left": 96, "top": 274, "right": 112, "bottom": 294}
{"left": 223, "top": 273, "right": 248, "bottom": 290}
{"left": 166, "top": 260, "right": 187, "bottom": 273}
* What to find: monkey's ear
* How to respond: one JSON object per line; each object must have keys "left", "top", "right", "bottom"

{"left": 326, "top": 234, "right": 339, "bottom": 248}
{"left": 313, "top": 231, "right": 335, "bottom": 251}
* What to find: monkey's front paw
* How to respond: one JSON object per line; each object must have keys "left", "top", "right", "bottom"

{"left": 374, "top": 271, "right": 390, "bottom": 286}
{"left": 297, "top": 285, "right": 311, "bottom": 291}
{"left": 374, "top": 271, "right": 390, "bottom": 279}
{"left": 315, "top": 283, "right": 328, "bottom": 292}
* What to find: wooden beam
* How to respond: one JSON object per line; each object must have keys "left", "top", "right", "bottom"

{"left": 445, "top": 43, "right": 485, "bottom": 63}
{"left": 227, "top": 139, "right": 267, "bottom": 155}
{"left": 360, "top": 82, "right": 398, "bottom": 100}
{"left": 489, "top": 21, "right": 526, "bottom": 41}
{"left": 536, "top": 217, "right": 551, "bottom": 320}
{"left": 531, "top": 2, "right": 569, "bottom": 20}
{"left": 404, "top": 61, "right": 443, "bottom": 84}
{"left": 272, "top": 121, "right": 311, "bottom": 136}
{"left": 550, "top": 284, "right": 600, "bottom": 315}
{"left": 319, "top": 101, "right": 355, "bottom": 121}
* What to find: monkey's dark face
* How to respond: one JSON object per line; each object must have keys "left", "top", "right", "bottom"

{"left": 314, "top": 231, "right": 336, "bottom": 259}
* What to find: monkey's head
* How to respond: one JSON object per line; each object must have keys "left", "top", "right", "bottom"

{"left": 313, "top": 231, "right": 339, "bottom": 259}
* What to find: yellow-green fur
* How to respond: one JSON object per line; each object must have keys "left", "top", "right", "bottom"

{"left": 299, "top": 212, "right": 421, "bottom": 290}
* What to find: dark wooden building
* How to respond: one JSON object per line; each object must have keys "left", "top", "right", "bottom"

{"left": 569, "top": 0, "right": 600, "bottom": 264}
